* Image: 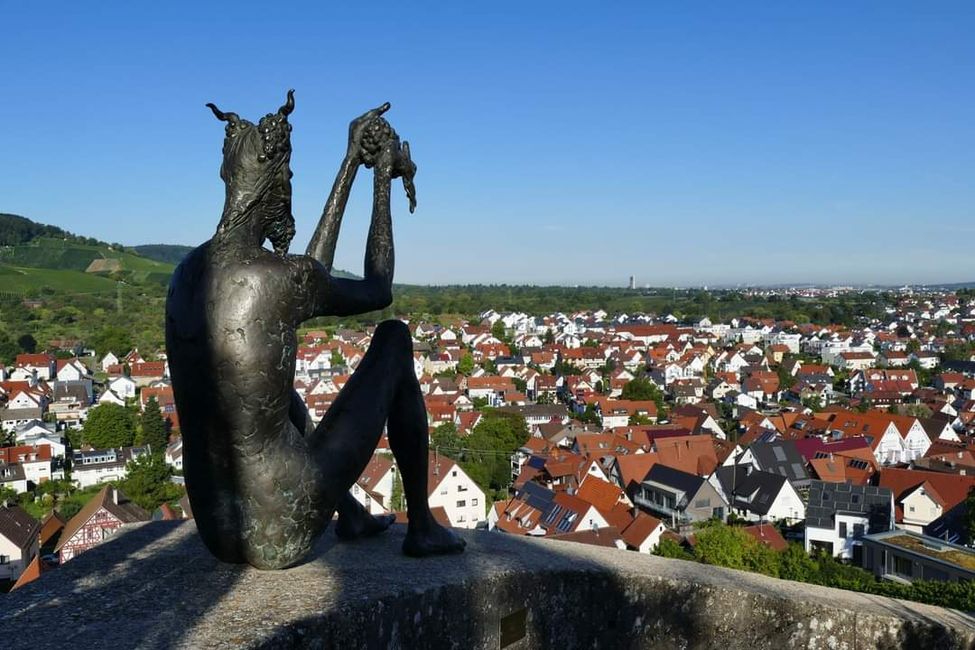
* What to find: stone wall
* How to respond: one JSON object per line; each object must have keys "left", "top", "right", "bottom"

{"left": 4, "top": 520, "right": 974, "bottom": 649}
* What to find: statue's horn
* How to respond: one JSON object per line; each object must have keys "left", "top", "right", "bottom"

{"left": 206, "top": 102, "right": 240, "bottom": 126}
{"left": 278, "top": 89, "right": 295, "bottom": 117}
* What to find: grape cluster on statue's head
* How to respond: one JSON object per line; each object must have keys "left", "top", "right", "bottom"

{"left": 257, "top": 112, "right": 293, "bottom": 163}
{"left": 360, "top": 117, "right": 396, "bottom": 168}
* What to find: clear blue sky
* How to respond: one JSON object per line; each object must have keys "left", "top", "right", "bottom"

{"left": 1, "top": 2, "right": 973, "bottom": 286}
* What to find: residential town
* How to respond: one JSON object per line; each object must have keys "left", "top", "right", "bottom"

{"left": 4, "top": 290, "right": 975, "bottom": 604}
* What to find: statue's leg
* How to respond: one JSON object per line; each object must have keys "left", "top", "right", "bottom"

{"left": 288, "top": 386, "right": 393, "bottom": 539}
{"left": 310, "top": 320, "right": 465, "bottom": 556}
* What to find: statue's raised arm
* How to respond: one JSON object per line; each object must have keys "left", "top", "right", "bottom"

{"left": 296, "top": 103, "right": 417, "bottom": 320}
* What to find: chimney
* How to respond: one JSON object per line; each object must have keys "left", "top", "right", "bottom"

{"left": 112, "top": 487, "right": 120, "bottom": 505}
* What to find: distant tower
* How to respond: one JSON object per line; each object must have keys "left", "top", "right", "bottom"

{"left": 628, "top": 275, "right": 636, "bottom": 290}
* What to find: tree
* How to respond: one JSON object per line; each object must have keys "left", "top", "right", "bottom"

{"left": 330, "top": 349, "right": 345, "bottom": 368}
{"left": 0, "top": 331, "right": 18, "bottom": 365}
{"left": 654, "top": 538, "right": 691, "bottom": 560}
{"left": 963, "top": 486, "right": 975, "bottom": 546}
{"left": 692, "top": 521, "right": 753, "bottom": 570}
{"left": 16, "top": 333, "right": 37, "bottom": 353}
{"left": 457, "top": 353, "right": 474, "bottom": 376}
{"left": 431, "top": 422, "right": 462, "bottom": 451}
{"left": 389, "top": 469, "right": 405, "bottom": 511}
{"left": 621, "top": 377, "right": 667, "bottom": 418}
{"left": 120, "top": 453, "right": 184, "bottom": 511}
{"left": 87, "top": 325, "right": 133, "bottom": 358}
{"left": 82, "top": 403, "right": 137, "bottom": 448}
{"left": 621, "top": 377, "right": 658, "bottom": 400}
{"left": 491, "top": 320, "right": 506, "bottom": 341}
{"left": 140, "top": 396, "right": 169, "bottom": 453}
{"left": 779, "top": 543, "right": 818, "bottom": 583}
{"left": 543, "top": 329, "right": 555, "bottom": 345}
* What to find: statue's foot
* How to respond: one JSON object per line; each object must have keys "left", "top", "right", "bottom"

{"left": 335, "top": 511, "right": 396, "bottom": 541}
{"left": 402, "top": 521, "right": 467, "bottom": 557}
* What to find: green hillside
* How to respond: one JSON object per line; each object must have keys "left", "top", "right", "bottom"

{"left": 134, "top": 244, "right": 196, "bottom": 265}
{"left": 0, "top": 214, "right": 175, "bottom": 295}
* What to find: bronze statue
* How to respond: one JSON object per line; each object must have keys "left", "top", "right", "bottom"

{"left": 165, "top": 91, "right": 465, "bottom": 569}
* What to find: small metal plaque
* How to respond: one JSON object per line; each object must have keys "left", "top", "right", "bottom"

{"left": 499, "top": 607, "right": 527, "bottom": 648}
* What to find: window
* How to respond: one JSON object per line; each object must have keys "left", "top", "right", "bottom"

{"left": 440, "top": 488, "right": 448, "bottom": 495}
{"left": 909, "top": 505, "right": 915, "bottom": 513}
{"left": 694, "top": 499, "right": 710, "bottom": 509}
{"left": 452, "top": 470, "right": 457, "bottom": 477}
{"left": 472, "top": 498, "right": 478, "bottom": 506}
{"left": 0, "top": 555, "right": 8, "bottom": 565}
{"left": 839, "top": 522, "right": 848, "bottom": 538}
{"left": 457, "top": 500, "right": 466, "bottom": 508}
{"left": 853, "top": 524, "right": 865, "bottom": 539}
{"left": 894, "top": 556, "right": 913, "bottom": 578}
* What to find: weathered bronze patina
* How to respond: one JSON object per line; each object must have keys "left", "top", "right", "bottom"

{"left": 165, "top": 91, "right": 464, "bottom": 569}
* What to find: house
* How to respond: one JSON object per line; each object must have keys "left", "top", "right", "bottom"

{"left": 49, "top": 380, "right": 93, "bottom": 426}
{"left": 0, "top": 444, "right": 57, "bottom": 486}
{"left": 804, "top": 480, "right": 894, "bottom": 561}
{"left": 54, "top": 485, "right": 149, "bottom": 563}
{"left": 107, "top": 375, "right": 137, "bottom": 400}
{"left": 427, "top": 453, "right": 486, "bottom": 529}
{"left": 14, "top": 353, "right": 56, "bottom": 381}
{"left": 633, "top": 464, "right": 728, "bottom": 527}
{"left": 0, "top": 504, "right": 40, "bottom": 587}
{"left": 0, "top": 464, "right": 28, "bottom": 494}
{"left": 55, "top": 358, "right": 91, "bottom": 382}
{"left": 620, "top": 512, "right": 666, "bottom": 553}
{"left": 877, "top": 467, "right": 975, "bottom": 534}
{"left": 350, "top": 454, "right": 398, "bottom": 515}
{"left": 861, "top": 529, "right": 975, "bottom": 583}
{"left": 709, "top": 466, "right": 805, "bottom": 524}
{"left": 100, "top": 352, "right": 120, "bottom": 372}
{"left": 71, "top": 447, "right": 148, "bottom": 489}
{"left": 165, "top": 439, "right": 183, "bottom": 472}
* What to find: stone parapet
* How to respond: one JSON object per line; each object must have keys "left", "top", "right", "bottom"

{"left": 4, "top": 521, "right": 975, "bottom": 648}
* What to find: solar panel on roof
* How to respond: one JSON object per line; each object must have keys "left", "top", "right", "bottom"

{"left": 773, "top": 447, "right": 787, "bottom": 462}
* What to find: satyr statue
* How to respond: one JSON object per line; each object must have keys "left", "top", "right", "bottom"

{"left": 165, "top": 90, "right": 465, "bottom": 569}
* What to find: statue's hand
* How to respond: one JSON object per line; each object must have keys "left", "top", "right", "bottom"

{"left": 347, "top": 102, "right": 391, "bottom": 165}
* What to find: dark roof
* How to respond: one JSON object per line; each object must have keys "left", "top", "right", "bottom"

{"left": 943, "top": 361, "right": 975, "bottom": 376}
{"left": 516, "top": 481, "right": 556, "bottom": 513}
{"left": 747, "top": 440, "right": 809, "bottom": 485}
{"left": 52, "top": 380, "right": 91, "bottom": 402}
{"left": 644, "top": 464, "right": 704, "bottom": 495}
{"left": 805, "top": 480, "right": 893, "bottom": 530}
{"left": 714, "top": 466, "right": 788, "bottom": 517}
{"left": 0, "top": 504, "right": 40, "bottom": 548}
{"left": 0, "top": 463, "right": 27, "bottom": 484}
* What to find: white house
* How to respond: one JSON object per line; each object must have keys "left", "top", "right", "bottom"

{"left": 427, "top": 454, "right": 486, "bottom": 529}
{"left": 620, "top": 512, "right": 666, "bottom": 554}
{"left": 100, "top": 352, "right": 120, "bottom": 372}
{"left": 804, "top": 481, "right": 894, "bottom": 560}
{"left": 71, "top": 447, "right": 148, "bottom": 489}
{"left": 0, "top": 504, "right": 40, "bottom": 585}
{"left": 165, "top": 439, "right": 183, "bottom": 472}
{"left": 107, "top": 376, "right": 137, "bottom": 400}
